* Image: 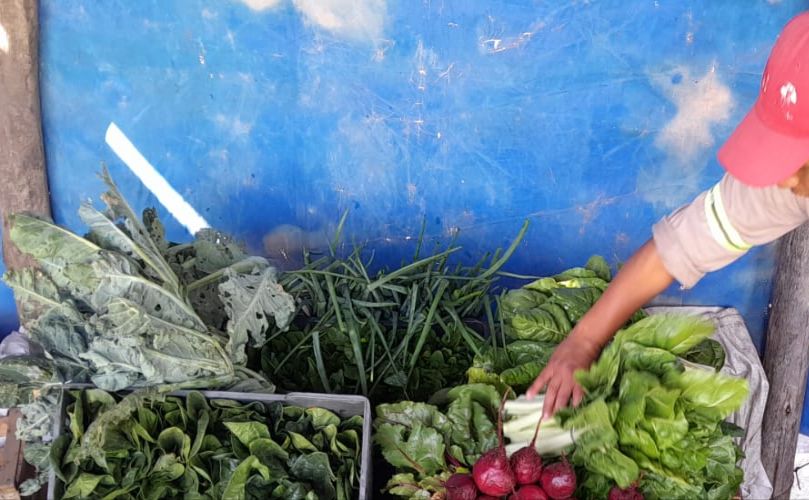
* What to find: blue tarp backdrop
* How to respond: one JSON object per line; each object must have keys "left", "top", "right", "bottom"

{"left": 1, "top": 0, "right": 807, "bottom": 426}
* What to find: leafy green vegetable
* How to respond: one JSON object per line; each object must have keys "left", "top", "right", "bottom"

{"left": 374, "top": 383, "right": 501, "bottom": 498}
{"left": 219, "top": 266, "right": 295, "bottom": 365}
{"left": 500, "top": 256, "right": 638, "bottom": 343}
{"left": 558, "top": 315, "right": 748, "bottom": 499}
{"left": 2, "top": 168, "right": 299, "bottom": 391}
{"left": 683, "top": 338, "right": 726, "bottom": 371}
{"left": 261, "top": 220, "right": 530, "bottom": 402}
{"left": 55, "top": 389, "right": 363, "bottom": 499}
{"left": 466, "top": 340, "right": 556, "bottom": 394}
{"left": 1, "top": 169, "right": 292, "bottom": 494}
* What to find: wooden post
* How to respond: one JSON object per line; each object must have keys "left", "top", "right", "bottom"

{"left": 0, "top": 2, "right": 50, "bottom": 496}
{"left": 0, "top": 0, "right": 52, "bottom": 271}
{"left": 762, "top": 223, "right": 809, "bottom": 499}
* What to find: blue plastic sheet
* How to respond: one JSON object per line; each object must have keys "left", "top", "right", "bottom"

{"left": 2, "top": 0, "right": 802, "bottom": 422}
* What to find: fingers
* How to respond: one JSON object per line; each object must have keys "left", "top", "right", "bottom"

{"left": 556, "top": 380, "right": 577, "bottom": 416}
{"left": 542, "top": 378, "right": 562, "bottom": 420}
{"left": 526, "top": 368, "right": 551, "bottom": 399}
{"left": 572, "top": 384, "right": 585, "bottom": 407}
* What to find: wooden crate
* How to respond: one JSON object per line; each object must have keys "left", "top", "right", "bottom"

{"left": 0, "top": 409, "right": 44, "bottom": 500}
{"left": 0, "top": 409, "right": 23, "bottom": 500}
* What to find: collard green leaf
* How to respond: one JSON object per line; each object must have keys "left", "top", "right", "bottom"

{"left": 219, "top": 265, "right": 295, "bottom": 364}
{"left": 190, "top": 229, "right": 249, "bottom": 274}
{"left": 8, "top": 213, "right": 102, "bottom": 293}
{"left": 97, "top": 166, "right": 182, "bottom": 294}
{"left": 3, "top": 268, "right": 82, "bottom": 325}
{"left": 88, "top": 256, "right": 205, "bottom": 331}
{"left": 79, "top": 202, "right": 180, "bottom": 295}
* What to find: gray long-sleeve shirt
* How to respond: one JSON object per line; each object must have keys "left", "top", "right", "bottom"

{"left": 652, "top": 173, "right": 809, "bottom": 288}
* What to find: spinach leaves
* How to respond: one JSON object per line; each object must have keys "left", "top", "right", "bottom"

{"left": 54, "top": 389, "right": 363, "bottom": 499}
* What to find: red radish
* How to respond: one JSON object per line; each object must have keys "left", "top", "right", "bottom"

{"left": 472, "top": 394, "right": 516, "bottom": 497}
{"left": 509, "top": 484, "right": 549, "bottom": 500}
{"left": 445, "top": 473, "right": 478, "bottom": 500}
{"left": 509, "top": 413, "right": 544, "bottom": 485}
{"left": 608, "top": 484, "right": 644, "bottom": 500}
{"left": 539, "top": 457, "right": 576, "bottom": 499}
{"left": 477, "top": 497, "right": 498, "bottom": 500}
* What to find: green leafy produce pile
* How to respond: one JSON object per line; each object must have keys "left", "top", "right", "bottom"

{"left": 0, "top": 167, "right": 748, "bottom": 499}
{"left": 467, "top": 256, "right": 725, "bottom": 395}
{"left": 372, "top": 383, "right": 501, "bottom": 498}
{"left": 2, "top": 168, "right": 293, "bottom": 397}
{"left": 52, "top": 389, "right": 363, "bottom": 499}
{"left": 560, "top": 315, "right": 748, "bottom": 499}
{"left": 261, "top": 218, "right": 530, "bottom": 403}
{"left": 375, "top": 315, "right": 749, "bottom": 500}
{"left": 0, "top": 168, "right": 297, "bottom": 494}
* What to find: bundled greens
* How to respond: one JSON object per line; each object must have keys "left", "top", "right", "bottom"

{"left": 373, "top": 384, "right": 501, "bottom": 498}
{"left": 467, "top": 256, "right": 623, "bottom": 395}
{"left": 470, "top": 257, "right": 726, "bottom": 395}
{"left": 499, "top": 256, "right": 641, "bottom": 344}
{"left": 2, "top": 168, "right": 293, "bottom": 394}
{"left": 557, "top": 315, "right": 748, "bottom": 499}
{"left": 52, "top": 389, "right": 363, "bottom": 499}
{"left": 261, "top": 219, "right": 530, "bottom": 403}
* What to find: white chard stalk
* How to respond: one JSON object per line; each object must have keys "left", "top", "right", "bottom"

{"left": 502, "top": 397, "right": 581, "bottom": 457}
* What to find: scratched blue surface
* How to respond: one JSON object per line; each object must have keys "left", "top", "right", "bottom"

{"left": 2, "top": 0, "right": 807, "bottom": 424}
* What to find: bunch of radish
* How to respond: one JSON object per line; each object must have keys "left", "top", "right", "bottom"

{"left": 444, "top": 396, "right": 578, "bottom": 500}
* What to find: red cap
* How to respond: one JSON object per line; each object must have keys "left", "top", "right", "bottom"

{"left": 718, "top": 11, "right": 809, "bottom": 186}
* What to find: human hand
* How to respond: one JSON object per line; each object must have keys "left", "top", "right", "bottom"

{"left": 526, "top": 334, "right": 600, "bottom": 419}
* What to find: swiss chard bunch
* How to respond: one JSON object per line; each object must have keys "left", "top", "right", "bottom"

{"left": 473, "top": 257, "right": 726, "bottom": 396}
{"left": 52, "top": 389, "right": 363, "bottom": 499}
{"left": 373, "top": 384, "right": 502, "bottom": 498}
{"left": 499, "top": 256, "right": 640, "bottom": 344}
{"left": 558, "top": 315, "right": 748, "bottom": 499}
{"left": 467, "top": 256, "right": 629, "bottom": 396}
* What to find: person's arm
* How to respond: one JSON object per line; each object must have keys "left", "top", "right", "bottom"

{"left": 526, "top": 239, "right": 673, "bottom": 418}
{"left": 528, "top": 173, "right": 809, "bottom": 420}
